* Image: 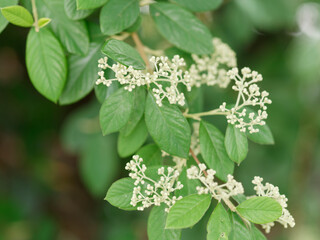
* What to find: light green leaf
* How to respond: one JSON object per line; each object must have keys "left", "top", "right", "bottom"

{"left": 105, "top": 178, "right": 137, "bottom": 210}
{"left": 199, "top": 121, "right": 234, "bottom": 181}
{"left": 59, "top": 39, "right": 104, "bottom": 104}
{"left": 80, "top": 133, "right": 118, "bottom": 196}
{"left": 136, "top": 144, "right": 162, "bottom": 166}
{"left": 225, "top": 124, "right": 248, "bottom": 164}
{"left": 166, "top": 194, "right": 211, "bottom": 229}
{"left": 65, "top": 0, "right": 93, "bottom": 20}
{"left": 173, "top": 0, "right": 222, "bottom": 12}
{"left": 148, "top": 205, "right": 181, "bottom": 240}
{"left": 99, "top": 87, "right": 134, "bottom": 135}
{"left": 247, "top": 124, "right": 274, "bottom": 145}
{"left": 145, "top": 93, "right": 191, "bottom": 158}
{"left": 38, "top": 17, "right": 51, "bottom": 28}
{"left": 150, "top": 3, "right": 213, "bottom": 54}
{"left": 76, "top": 0, "right": 108, "bottom": 9}
{"left": 120, "top": 87, "right": 146, "bottom": 136}
{"left": 26, "top": 28, "right": 67, "bottom": 102}
{"left": 118, "top": 118, "right": 148, "bottom": 158}
{"left": 1, "top": 5, "right": 33, "bottom": 27}
{"left": 100, "top": 0, "right": 139, "bottom": 35}
{"left": 37, "top": 0, "right": 89, "bottom": 55}
{"left": 102, "top": 39, "right": 146, "bottom": 70}
{"left": 236, "top": 197, "right": 282, "bottom": 224}
{"left": 0, "top": 0, "right": 19, "bottom": 34}
{"left": 207, "top": 203, "right": 231, "bottom": 240}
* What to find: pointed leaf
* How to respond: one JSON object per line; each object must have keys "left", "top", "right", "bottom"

{"left": 65, "top": 0, "right": 93, "bottom": 20}
{"left": 0, "top": 0, "right": 19, "bottom": 34}
{"left": 136, "top": 144, "right": 162, "bottom": 167}
{"left": 207, "top": 203, "right": 231, "bottom": 240}
{"left": 225, "top": 124, "right": 248, "bottom": 164}
{"left": 38, "top": 17, "right": 51, "bottom": 28}
{"left": 1, "top": 5, "right": 33, "bottom": 27}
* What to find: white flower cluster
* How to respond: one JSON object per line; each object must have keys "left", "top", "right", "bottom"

{"left": 252, "top": 176, "right": 295, "bottom": 233}
{"left": 189, "top": 38, "right": 237, "bottom": 88}
{"left": 187, "top": 164, "right": 244, "bottom": 201}
{"left": 125, "top": 155, "right": 183, "bottom": 212}
{"left": 219, "top": 67, "right": 272, "bottom": 133}
{"left": 96, "top": 55, "right": 191, "bottom": 107}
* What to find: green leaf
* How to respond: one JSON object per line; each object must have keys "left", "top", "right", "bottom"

{"left": 207, "top": 203, "right": 231, "bottom": 240}
{"left": 166, "top": 194, "right": 211, "bottom": 229}
{"left": 136, "top": 144, "right": 162, "bottom": 166}
{"left": 100, "top": 0, "right": 139, "bottom": 35}
{"left": 229, "top": 212, "right": 252, "bottom": 240}
{"left": 251, "top": 226, "right": 267, "bottom": 240}
{"left": 164, "top": 47, "right": 193, "bottom": 67}
{"left": 247, "top": 124, "right": 274, "bottom": 145}
{"left": 225, "top": 124, "right": 248, "bottom": 164}
{"left": 125, "top": 15, "right": 141, "bottom": 32}
{"left": 145, "top": 93, "right": 191, "bottom": 158}
{"left": 26, "top": 28, "right": 67, "bottom": 102}
{"left": 176, "top": 168, "right": 200, "bottom": 197}
{"left": 1, "top": 5, "right": 33, "bottom": 27}
{"left": 105, "top": 178, "right": 137, "bottom": 210}
{"left": 199, "top": 121, "right": 234, "bottom": 181}
{"left": 150, "top": 3, "right": 213, "bottom": 54}
{"left": 173, "top": 0, "right": 222, "bottom": 12}
{"left": 65, "top": 0, "right": 93, "bottom": 20}
{"left": 80, "top": 133, "right": 118, "bottom": 196}
{"left": 102, "top": 39, "right": 146, "bottom": 70}
{"left": 0, "top": 0, "right": 19, "bottom": 34}
{"left": 236, "top": 197, "right": 282, "bottom": 224}
{"left": 37, "top": 0, "right": 89, "bottom": 55}
{"left": 38, "top": 17, "right": 51, "bottom": 28}
{"left": 76, "top": 0, "right": 108, "bottom": 9}
{"left": 59, "top": 39, "right": 104, "bottom": 104}
{"left": 118, "top": 118, "right": 148, "bottom": 158}
{"left": 148, "top": 205, "right": 181, "bottom": 240}
{"left": 99, "top": 87, "right": 134, "bottom": 135}
{"left": 120, "top": 87, "right": 146, "bottom": 136}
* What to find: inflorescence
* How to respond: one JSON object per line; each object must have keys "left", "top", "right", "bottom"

{"left": 125, "top": 155, "right": 183, "bottom": 212}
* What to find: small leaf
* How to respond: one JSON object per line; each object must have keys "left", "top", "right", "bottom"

{"left": 236, "top": 197, "right": 282, "bottom": 224}
{"left": 118, "top": 118, "right": 148, "bottom": 158}
{"left": 166, "top": 194, "right": 211, "bottom": 229}
{"left": 207, "top": 203, "right": 231, "bottom": 240}
{"left": 150, "top": 3, "right": 213, "bottom": 54}
{"left": 136, "top": 144, "right": 162, "bottom": 166}
{"left": 173, "top": 0, "right": 222, "bottom": 12}
{"left": 99, "top": 87, "right": 134, "bottom": 135}
{"left": 0, "top": 0, "right": 19, "bottom": 34}
{"left": 247, "top": 124, "right": 274, "bottom": 145}
{"left": 145, "top": 93, "right": 191, "bottom": 158}
{"left": 76, "top": 0, "right": 108, "bottom": 9}
{"left": 38, "top": 17, "right": 51, "bottom": 28}
{"left": 105, "top": 178, "right": 137, "bottom": 210}
{"left": 65, "top": 0, "right": 93, "bottom": 20}
{"left": 26, "top": 28, "right": 67, "bottom": 102}
{"left": 199, "top": 121, "right": 234, "bottom": 181}
{"left": 1, "top": 5, "right": 33, "bottom": 27}
{"left": 148, "top": 205, "right": 181, "bottom": 240}
{"left": 225, "top": 124, "right": 248, "bottom": 164}
{"left": 102, "top": 39, "right": 146, "bottom": 70}
{"left": 100, "top": 0, "right": 139, "bottom": 35}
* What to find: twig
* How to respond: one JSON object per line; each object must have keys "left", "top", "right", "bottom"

{"left": 189, "top": 148, "right": 208, "bottom": 177}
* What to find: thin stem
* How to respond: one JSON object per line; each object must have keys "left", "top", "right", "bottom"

{"left": 31, "top": 0, "right": 39, "bottom": 32}
{"left": 131, "top": 32, "right": 151, "bottom": 71}
{"left": 184, "top": 108, "right": 227, "bottom": 121}
{"left": 189, "top": 148, "right": 208, "bottom": 177}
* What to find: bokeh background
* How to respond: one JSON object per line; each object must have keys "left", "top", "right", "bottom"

{"left": 1, "top": 0, "right": 320, "bottom": 239}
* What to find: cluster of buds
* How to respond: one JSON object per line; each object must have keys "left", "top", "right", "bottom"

{"left": 252, "top": 176, "right": 295, "bottom": 233}
{"left": 125, "top": 155, "right": 183, "bottom": 212}
{"left": 219, "top": 67, "right": 272, "bottom": 133}
{"left": 187, "top": 164, "right": 244, "bottom": 201}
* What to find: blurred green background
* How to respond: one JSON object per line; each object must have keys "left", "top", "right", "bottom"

{"left": 1, "top": 0, "right": 320, "bottom": 239}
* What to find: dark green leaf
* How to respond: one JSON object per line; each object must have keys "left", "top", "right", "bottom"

{"left": 176, "top": 168, "right": 200, "bottom": 197}
{"left": 148, "top": 205, "right": 181, "bottom": 240}
{"left": 207, "top": 203, "right": 231, "bottom": 240}
{"left": 136, "top": 144, "right": 162, "bottom": 166}
{"left": 102, "top": 39, "right": 146, "bottom": 70}
{"left": 247, "top": 124, "right": 274, "bottom": 145}
{"left": 145, "top": 93, "right": 191, "bottom": 158}
{"left": 236, "top": 196, "right": 282, "bottom": 224}
{"left": 64, "top": 0, "right": 94, "bottom": 20}
{"left": 225, "top": 124, "right": 248, "bottom": 164}
{"left": 199, "top": 121, "right": 234, "bottom": 181}
{"left": 100, "top": 0, "right": 139, "bottom": 35}
{"left": 26, "top": 28, "right": 67, "bottom": 102}
{"left": 166, "top": 194, "right": 211, "bottom": 229}
{"left": 1, "top": 5, "right": 33, "bottom": 27}
{"left": 173, "top": 0, "right": 222, "bottom": 12}
{"left": 99, "top": 87, "right": 134, "bottom": 135}
{"left": 229, "top": 212, "right": 252, "bottom": 240}
{"left": 77, "top": 0, "right": 108, "bottom": 9}
{"left": 150, "top": 3, "right": 213, "bottom": 54}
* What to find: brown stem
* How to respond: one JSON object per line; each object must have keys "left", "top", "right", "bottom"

{"left": 131, "top": 32, "right": 151, "bottom": 71}
{"left": 189, "top": 148, "right": 208, "bottom": 177}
